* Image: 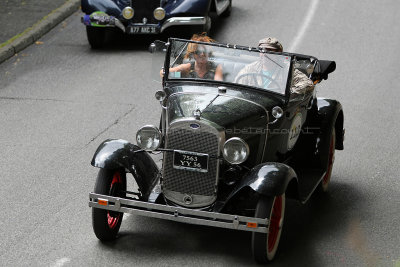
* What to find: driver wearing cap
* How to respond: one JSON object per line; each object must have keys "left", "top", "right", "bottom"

{"left": 236, "top": 37, "right": 314, "bottom": 94}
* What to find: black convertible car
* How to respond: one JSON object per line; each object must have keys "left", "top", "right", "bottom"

{"left": 81, "top": 0, "right": 231, "bottom": 48}
{"left": 88, "top": 38, "right": 344, "bottom": 263}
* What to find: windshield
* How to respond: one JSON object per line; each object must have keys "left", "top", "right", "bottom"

{"left": 166, "top": 39, "right": 292, "bottom": 95}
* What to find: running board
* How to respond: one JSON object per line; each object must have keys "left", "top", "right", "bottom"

{"left": 89, "top": 193, "right": 268, "bottom": 233}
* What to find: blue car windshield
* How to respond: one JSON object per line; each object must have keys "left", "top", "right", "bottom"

{"left": 167, "top": 39, "right": 292, "bottom": 95}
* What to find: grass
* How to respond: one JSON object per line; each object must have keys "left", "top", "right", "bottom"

{"left": 0, "top": 0, "right": 79, "bottom": 49}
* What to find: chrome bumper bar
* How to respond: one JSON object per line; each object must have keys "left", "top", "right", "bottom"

{"left": 82, "top": 15, "right": 208, "bottom": 34}
{"left": 160, "top": 17, "right": 207, "bottom": 32}
{"left": 89, "top": 193, "right": 268, "bottom": 233}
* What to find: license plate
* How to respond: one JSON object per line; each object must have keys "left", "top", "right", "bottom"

{"left": 173, "top": 150, "right": 209, "bottom": 173}
{"left": 128, "top": 25, "right": 158, "bottom": 34}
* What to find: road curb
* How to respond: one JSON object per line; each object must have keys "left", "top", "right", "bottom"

{"left": 0, "top": 0, "right": 80, "bottom": 64}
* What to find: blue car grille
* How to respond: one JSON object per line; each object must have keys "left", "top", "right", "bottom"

{"left": 163, "top": 124, "right": 219, "bottom": 196}
{"left": 131, "top": 1, "right": 160, "bottom": 24}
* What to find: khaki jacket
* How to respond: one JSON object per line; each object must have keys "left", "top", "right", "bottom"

{"left": 235, "top": 61, "right": 314, "bottom": 94}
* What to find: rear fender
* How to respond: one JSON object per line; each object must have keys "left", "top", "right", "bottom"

{"left": 316, "top": 98, "right": 344, "bottom": 149}
{"left": 296, "top": 98, "right": 344, "bottom": 170}
{"left": 313, "top": 98, "right": 344, "bottom": 167}
{"left": 91, "top": 139, "right": 159, "bottom": 200}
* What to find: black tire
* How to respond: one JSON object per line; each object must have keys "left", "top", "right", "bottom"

{"left": 92, "top": 169, "right": 126, "bottom": 241}
{"left": 252, "top": 194, "right": 285, "bottom": 263}
{"left": 86, "top": 26, "right": 106, "bottom": 49}
{"left": 220, "top": 0, "right": 232, "bottom": 17}
{"left": 318, "top": 127, "right": 336, "bottom": 192}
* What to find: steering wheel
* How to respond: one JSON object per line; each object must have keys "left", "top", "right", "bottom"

{"left": 235, "top": 72, "right": 281, "bottom": 92}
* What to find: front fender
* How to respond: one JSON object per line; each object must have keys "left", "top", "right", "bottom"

{"left": 227, "top": 163, "right": 297, "bottom": 202}
{"left": 81, "top": 0, "right": 123, "bottom": 17}
{"left": 244, "top": 163, "right": 297, "bottom": 196}
{"left": 91, "top": 139, "right": 159, "bottom": 200}
{"left": 164, "top": 0, "right": 211, "bottom": 16}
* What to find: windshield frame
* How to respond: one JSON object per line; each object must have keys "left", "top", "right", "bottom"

{"left": 163, "top": 38, "right": 296, "bottom": 99}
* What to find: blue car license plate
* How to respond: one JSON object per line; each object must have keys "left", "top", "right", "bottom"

{"left": 128, "top": 25, "right": 159, "bottom": 34}
{"left": 173, "top": 150, "right": 209, "bottom": 173}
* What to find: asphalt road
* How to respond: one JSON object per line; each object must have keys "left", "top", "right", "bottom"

{"left": 0, "top": 0, "right": 69, "bottom": 44}
{"left": 0, "top": 0, "right": 399, "bottom": 266}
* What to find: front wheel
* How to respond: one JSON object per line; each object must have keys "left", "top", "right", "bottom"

{"left": 92, "top": 169, "right": 126, "bottom": 241}
{"left": 252, "top": 194, "right": 285, "bottom": 263}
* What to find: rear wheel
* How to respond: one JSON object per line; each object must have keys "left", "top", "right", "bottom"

{"left": 92, "top": 169, "right": 126, "bottom": 241}
{"left": 318, "top": 127, "right": 336, "bottom": 192}
{"left": 86, "top": 26, "right": 106, "bottom": 49}
{"left": 252, "top": 194, "right": 285, "bottom": 263}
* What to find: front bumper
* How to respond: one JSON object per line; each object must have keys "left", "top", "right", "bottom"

{"left": 82, "top": 14, "right": 207, "bottom": 34}
{"left": 89, "top": 192, "right": 269, "bottom": 233}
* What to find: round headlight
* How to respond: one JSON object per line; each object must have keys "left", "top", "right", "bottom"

{"left": 153, "top": 7, "right": 166, "bottom": 21}
{"left": 122, "top": 7, "right": 134, "bottom": 20}
{"left": 223, "top": 137, "right": 250, "bottom": 164}
{"left": 136, "top": 125, "right": 161, "bottom": 150}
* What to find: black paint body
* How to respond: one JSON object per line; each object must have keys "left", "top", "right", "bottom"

{"left": 91, "top": 38, "right": 344, "bottom": 211}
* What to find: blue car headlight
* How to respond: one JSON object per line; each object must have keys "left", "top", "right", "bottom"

{"left": 122, "top": 7, "right": 134, "bottom": 19}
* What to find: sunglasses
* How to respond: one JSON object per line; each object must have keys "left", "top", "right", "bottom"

{"left": 194, "top": 49, "right": 210, "bottom": 56}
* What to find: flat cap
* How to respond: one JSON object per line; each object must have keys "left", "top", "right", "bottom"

{"left": 258, "top": 37, "right": 283, "bottom": 52}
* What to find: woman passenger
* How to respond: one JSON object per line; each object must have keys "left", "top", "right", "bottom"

{"left": 169, "top": 33, "right": 223, "bottom": 81}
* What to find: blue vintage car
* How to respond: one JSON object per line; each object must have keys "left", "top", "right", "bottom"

{"left": 81, "top": 0, "right": 232, "bottom": 48}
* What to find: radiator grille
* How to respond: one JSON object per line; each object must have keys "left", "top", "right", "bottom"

{"left": 131, "top": 1, "right": 159, "bottom": 24}
{"left": 163, "top": 123, "right": 219, "bottom": 196}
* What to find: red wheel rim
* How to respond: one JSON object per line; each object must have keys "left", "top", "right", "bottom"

{"left": 267, "top": 195, "right": 282, "bottom": 253}
{"left": 107, "top": 172, "right": 122, "bottom": 229}
{"left": 322, "top": 133, "right": 335, "bottom": 186}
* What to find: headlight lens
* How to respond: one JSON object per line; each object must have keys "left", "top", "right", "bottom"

{"left": 136, "top": 125, "right": 162, "bottom": 150}
{"left": 122, "top": 7, "right": 134, "bottom": 19}
{"left": 153, "top": 7, "right": 166, "bottom": 20}
{"left": 223, "top": 137, "right": 250, "bottom": 164}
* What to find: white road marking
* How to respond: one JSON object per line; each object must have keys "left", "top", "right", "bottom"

{"left": 52, "top": 258, "right": 70, "bottom": 267}
{"left": 288, "top": 0, "right": 319, "bottom": 52}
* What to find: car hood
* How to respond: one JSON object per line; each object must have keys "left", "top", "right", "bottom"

{"left": 167, "top": 91, "right": 268, "bottom": 128}
{"left": 166, "top": 85, "right": 277, "bottom": 164}
{"left": 166, "top": 84, "right": 286, "bottom": 126}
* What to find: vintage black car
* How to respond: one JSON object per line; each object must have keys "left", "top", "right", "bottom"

{"left": 81, "top": 0, "right": 231, "bottom": 48}
{"left": 89, "top": 38, "right": 344, "bottom": 263}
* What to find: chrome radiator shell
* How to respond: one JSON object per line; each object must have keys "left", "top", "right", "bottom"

{"left": 162, "top": 118, "right": 224, "bottom": 208}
